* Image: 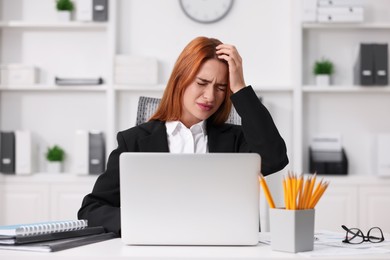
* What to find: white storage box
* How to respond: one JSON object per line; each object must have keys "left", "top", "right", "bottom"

{"left": 114, "top": 55, "right": 158, "bottom": 85}
{"left": 376, "top": 134, "right": 390, "bottom": 177}
{"left": 75, "top": 0, "right": 93, "bottom": 21}
{"left": 1, "top": 64, "right": 37, "bottom": 86}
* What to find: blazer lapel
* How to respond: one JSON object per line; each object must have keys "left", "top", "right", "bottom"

{"left": 136, "top": 121, "right": 237, "bottom": 153}
{"left": 137, "top": 121, "right": 170, "bottom": 152}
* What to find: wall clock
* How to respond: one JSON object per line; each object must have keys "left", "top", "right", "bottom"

{"left": 179, "top": 0, "right": 234, "bottom": 24}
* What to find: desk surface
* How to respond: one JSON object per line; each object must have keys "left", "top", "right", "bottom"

{"left": 1, "top": 238, "right": 390, "bottom": 260}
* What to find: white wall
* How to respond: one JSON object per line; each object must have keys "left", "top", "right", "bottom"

{"left": 117, "top": 0, "right": 293, "bottom": 87}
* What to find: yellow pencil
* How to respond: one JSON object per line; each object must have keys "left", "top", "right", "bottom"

{"left": 283, "top": 178, "right": 289, "bottom": 210}
{"left": 309, "top": 178, "right": 324, "bottom": 207}
{"left": 300, "top": 176, "right": 310, "bottom": 209}
{"left": 291, "top": 174, "right": 297, "bottom": 210}
{"left": 310, "top": 182, "right": 329, "bottom": 208}
{"left": 296, "top": 175, "right": 304, "bottom": 209}
{"left": 304, "top": 173, "right": 317, "bottom": 209}
{"left": 288, "top": 173, "right": 294, "bottom": 209}
{"left": 259, "top": 174, "right": 275, "bottom": 208}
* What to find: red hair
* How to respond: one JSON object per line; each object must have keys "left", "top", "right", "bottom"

{"left": 149, "top": 36, "right": 232, "bottom": 125}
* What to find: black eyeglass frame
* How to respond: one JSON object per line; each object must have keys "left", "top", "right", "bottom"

{"left": 342, "top": 225, "right": 385, "bottom": 244}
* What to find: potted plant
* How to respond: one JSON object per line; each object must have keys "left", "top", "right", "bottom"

{"left": 313, "top": 58, "right": 334, "bottom": 86}
{"left": 46, "top": 145, "right": 65, "bottom": 173}
{"left": 56, "top": 0, "right": 74, "bottom": 21}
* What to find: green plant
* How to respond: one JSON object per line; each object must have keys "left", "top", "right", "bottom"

{"left": 56, "top": 0, "right": 74, "bottom": 11}
{"left": 313, "top": 58, "right": 334, "bottom": 75}
{"left": 46, "top": 145, "right": 65, "bottom": 162}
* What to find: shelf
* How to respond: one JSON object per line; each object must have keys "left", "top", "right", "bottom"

{"left": 302, "top": 85, "right": 390, "bottom": 93}
{"left": 0, "top": 172, "right": 98, "bottom": 183}
{"left": 0, "top": 20, "right": 108, "bottom": 29}
{"left": 0, "top": 85, "right": 108, "bottom": 92}
{"left": 114, "top": 85, "right": 294, "bottom": 93}
{"left": 114, "top": 84, "right": 166, "bottom": 92}
{"left": 252, "top": 85, "right": 294, "bottom": 92}
{"left": 303, "top": 22, "right": 390, "bottom": 30}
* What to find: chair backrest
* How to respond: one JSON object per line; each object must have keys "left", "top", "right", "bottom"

{"left": 136, "top": 96, "right": 242, "bottom": 125}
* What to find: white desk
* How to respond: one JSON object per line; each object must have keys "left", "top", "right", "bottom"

{"left": 1, "top": 238, "right": 390, "bottom": 260}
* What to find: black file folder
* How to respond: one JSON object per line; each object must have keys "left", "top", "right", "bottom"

{"left": 89, "top": 132, "right": 106, "bottom": 174}
{"left": 309, "top": 148, "right": 348, "bottom": 175}
{"left": 355, "top": 43, "right": 374, "bottom": 86}
{"left": 93, "top": 0, "right": 108, "bottom": 21}
{"left": 373, "top": 43, "right": 388, "bottom": 86}
{"left": 0, "top": 232, "right": 116, "bottom": 252}
{"left": 0, "top": 131, "right": 15, "bottom": 174}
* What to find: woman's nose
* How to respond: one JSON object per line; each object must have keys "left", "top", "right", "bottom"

{"left": 203, "top": 85, "right": 215, "bottom": 101}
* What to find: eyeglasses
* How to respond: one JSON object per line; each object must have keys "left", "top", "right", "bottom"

{"left": 342, "top": 225, "right": 385, "bottom": 244}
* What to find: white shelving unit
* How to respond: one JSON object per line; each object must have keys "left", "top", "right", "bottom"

{"left": 0, "top": 0, "right": 116, "bottom": 174}
{"left": 296, "top": 0, "right": 390, "bottom": 175}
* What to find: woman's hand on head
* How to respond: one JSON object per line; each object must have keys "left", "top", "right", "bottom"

{"left": 216, "top": 44, "right": 246, "bottom": 93}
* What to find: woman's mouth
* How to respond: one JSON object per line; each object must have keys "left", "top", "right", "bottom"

{"left": 197, "top": 103, "right": 213, "bottom": 111}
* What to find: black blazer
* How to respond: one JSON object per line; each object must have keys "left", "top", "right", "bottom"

{"left": 78, "top": 86, "right": 289, "bottom": 234}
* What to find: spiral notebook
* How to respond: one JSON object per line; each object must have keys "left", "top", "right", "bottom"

{"left": 0, "top": 220, "right": 88, "bottom": 237}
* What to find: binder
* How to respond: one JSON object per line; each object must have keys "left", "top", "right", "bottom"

{"left": 373, "top": 43, "right": 388, "bottom": 86}
{"left": 89, "top": 131, "right": 105, "bottom": 174}
{"left": 354, "top": 43, "right": 374, "bottom": 86}
{"left": 0, "top": 131, "right": 16, "bottom": 174}
{"left": 15, "top": 130, "right": 32, "bottom": 175}
{"left": 75, "top": 0, "right": 93, "bottom": 21}
{"left": 74, "top": 130, "right": 89, "bottom": 175}
{"left": 93, "top": 0, "right": 108, "bottom": 22}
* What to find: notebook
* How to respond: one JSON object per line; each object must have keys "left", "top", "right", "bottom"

{"left": 0, "top": 220, "right": 88, "bottom": 237}
{"left": 119, "top": 153, "right": 261, "bottom": 246}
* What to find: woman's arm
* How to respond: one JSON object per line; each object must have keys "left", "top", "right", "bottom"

{"left": 231, "top": 86, "right": 289, "bottom": 175}
{"left": 216, "top": 43, "right": 288, "bottom": 175}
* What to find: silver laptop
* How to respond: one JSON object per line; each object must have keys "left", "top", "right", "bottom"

{"left": 119, "top": 153, "right": 260, "bottom": 246}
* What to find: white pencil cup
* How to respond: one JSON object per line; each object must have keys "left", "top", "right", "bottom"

{"left": 270, "top": 208, "right": 315, "bottom": 253}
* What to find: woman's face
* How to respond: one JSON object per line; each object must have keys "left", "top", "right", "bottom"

{"left": 181, "top": 59, "right": 228, "bottom": 128}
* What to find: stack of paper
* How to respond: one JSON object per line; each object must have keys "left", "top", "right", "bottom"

{"left": 317, "top": 0, "right": 364, "bottom": 23}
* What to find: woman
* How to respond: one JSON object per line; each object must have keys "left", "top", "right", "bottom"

{"left": 78, "top": 36, "right": 289, "bottom": 235}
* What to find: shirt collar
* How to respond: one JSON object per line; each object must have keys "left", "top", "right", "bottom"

{"left": 166, "top": 120, "right": 207, "bottom": 136}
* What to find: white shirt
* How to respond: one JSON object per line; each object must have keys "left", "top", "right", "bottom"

{"left": 165, "top": 121, "right": 208, "bottom": 154}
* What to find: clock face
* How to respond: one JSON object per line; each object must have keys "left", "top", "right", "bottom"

{"left": 179, "top": 0, "right": 234, "bottom": 24}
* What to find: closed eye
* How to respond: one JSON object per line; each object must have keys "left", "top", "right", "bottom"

{"left": 196, "top": 81, "right": 207, "bottom": 86}
{"left": 217, "top": 85, "right": 227, "bottom": 91}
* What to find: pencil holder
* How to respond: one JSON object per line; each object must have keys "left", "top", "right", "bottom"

{"left": 269, "top": 208, "right": 315, "bottom": 253}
